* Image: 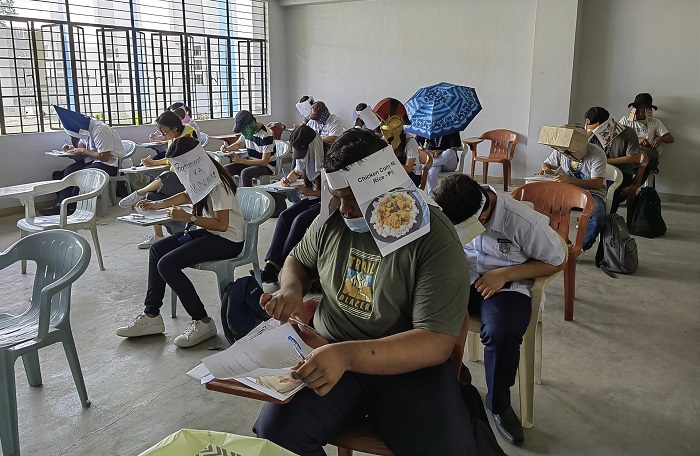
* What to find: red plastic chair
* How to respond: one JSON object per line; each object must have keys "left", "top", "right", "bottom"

{"left": 470, "top": 129, "right": 519, "bottom": 191}
{"left": 417, "top": 148, "right": 433, "bottom": 191}
{"left": 511, "top": 182, "right": 594, "bottom": 321}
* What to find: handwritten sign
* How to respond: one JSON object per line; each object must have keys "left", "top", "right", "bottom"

{"left": 167, "top": 143, "right": 221, "bottom": 204}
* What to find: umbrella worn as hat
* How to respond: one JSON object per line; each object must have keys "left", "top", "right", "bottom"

{"left": 404, "top": 82, "right": 482, "bottom": 139}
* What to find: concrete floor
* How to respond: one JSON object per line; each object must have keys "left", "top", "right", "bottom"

{"left": 0, "top": 198, "right": 698, "bottom": 456}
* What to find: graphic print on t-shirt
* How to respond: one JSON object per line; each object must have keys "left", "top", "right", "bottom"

{"left": 569, "top": 160, "right": 590, "bottom": 180}
{"left": 336, "top": 248, "right": 381, "bottom": 319}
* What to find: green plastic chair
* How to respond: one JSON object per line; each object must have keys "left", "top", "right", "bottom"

{"left": 170, "top": 187, "right": 274, "bottom": 318}
{"left": 0, "top": 230, "right": 92, "bottom": 456}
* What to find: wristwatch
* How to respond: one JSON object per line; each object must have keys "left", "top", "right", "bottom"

{"left": 189, "top": 215, "right": 196, "bottom": 223}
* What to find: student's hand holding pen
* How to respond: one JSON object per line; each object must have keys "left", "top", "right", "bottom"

{"left": 290, "top": 344, "right": 349, "bottom": 396}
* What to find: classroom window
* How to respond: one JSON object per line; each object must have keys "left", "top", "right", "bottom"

{"left": 0, "top": 0, "right": 269, "bottom": 134}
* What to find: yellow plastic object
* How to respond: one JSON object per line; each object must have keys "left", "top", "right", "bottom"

{"left": 138, "top": 429, "right": 298, "bottom": 456}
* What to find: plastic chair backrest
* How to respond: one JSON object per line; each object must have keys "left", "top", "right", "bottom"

{"left": 269, "top": 123, "right": 286, "bottom": 140}
{"left": 273, "top": 140, "right": 291, "bottom": 175}
{"left": 511, "top": 181, "right": 594, "bottom": 252}
{"left": 199, "top": 132, "right": 210, "bottom": 148}
{"left": 418, "top": 148, "right": 433, "bottom": 191}
{"left": 0, "top": 230, "right": 90, "bottom": 340}
{"left": 236, "top": 187, "right": 275, "bottom": 257}
{"left": 480, "top": 129, "right": 519, "bottom": 160}
{"left": 605, "top": 164, "right": 623, "bottom": 214}
{"left": 66, "top": 169, "right": 110, "bottom": 214}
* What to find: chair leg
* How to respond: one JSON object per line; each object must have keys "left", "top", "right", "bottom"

{"left": 61, "top": 333, "right": 91, "bottom": 407}
{"left": 20, "top": 230, "right": 28, "bottom": 274}
{"left": 337, "top": 447, "right": 353, "bottom": 456}
{"left": 564, "top": 256, "right": 576, "bottom": 321}
{"left": 518, "top": 330, "right": 536, "bottom": 429}
{"left": 470, "top": 159, "right": 476, "bottom": 179}
{"left": 21, "top": 351, "right": 42, "bottom": 387}
{"left": 467, "top": 331, "right": 480, "bottom": 362}
{"left": 482, "top": 162, "right": 489, "bottom": 184}
{"left": 0, "top": 354, "right": 20, "bottom": 456}
{"left": 89, "top": 226, "right": 105, "bottom": 271}
{"left": 171, "top": 287, "right": 178, "bottom": 318}
{"left": 503, "top": 162, "right": 510, "bottom": 192}
{"left": 101, "top": 186, "right": 109, "bottom": 216}
{"left": 535, "top": 315, "right": 543, "bottom": 385}
{"left": 109, "top": 180, "right": 117, "bottom": 206}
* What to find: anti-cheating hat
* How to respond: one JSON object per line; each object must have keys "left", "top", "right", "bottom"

{"left": 232, "top": 110, "right": 256, "bottom": 133}
{"left": 289, "top": 125, "right": 317, "bottom": 160}
{"left": 628, "top": 93, "right": 657, "bottom": 110}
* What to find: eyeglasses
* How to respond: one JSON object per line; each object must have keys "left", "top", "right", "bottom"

{"left": 158, "top": 127, "right": 173, "bottom": 136}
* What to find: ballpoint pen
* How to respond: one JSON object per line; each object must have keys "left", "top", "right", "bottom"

{"left": 287, "top": 335, "right": 306, "bottom": 362}
{"left": 288, "top": 316, "right": 319, "bottom": 335}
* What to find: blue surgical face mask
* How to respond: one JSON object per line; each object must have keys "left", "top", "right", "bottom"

{"left": 343, "top": 216, "right": 370, "bottom": 233}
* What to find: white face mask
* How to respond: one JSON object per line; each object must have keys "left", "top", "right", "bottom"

{"left": 343, "top": 216, "right": 370, "bottom": 233}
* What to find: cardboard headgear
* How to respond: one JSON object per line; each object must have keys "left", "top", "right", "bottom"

{"left": 538, "top": 126, "right": 589, "bottom": 154}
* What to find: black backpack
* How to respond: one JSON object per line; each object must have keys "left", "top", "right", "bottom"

{"left": 458, "top": 365, "right": 507, "bottom": 456}
{"left": 220, "top": 276, "right": 269, "bottom": 343}
{"left": 595, "top": 213, "right": 638, "bottom": 277}
{"left": 628, "top": 187, "right": 667, "bottom": 238}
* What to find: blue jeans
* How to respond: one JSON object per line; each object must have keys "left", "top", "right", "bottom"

{"left": 583, "top": 194, "right": 606, "bottom": 251}
{"left": 265, "top": 198, "right": 320, "bottom": 266}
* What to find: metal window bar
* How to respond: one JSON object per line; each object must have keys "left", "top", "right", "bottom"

{"left": 0, "top": 0, "right": 268, "bottom": 134}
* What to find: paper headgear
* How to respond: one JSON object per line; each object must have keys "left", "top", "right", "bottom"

{"left": 54, "top": 105, "right": 91, "bottom": 139}
{"left": 356, "top": 105, "right": 381, "bottom": 131}
{"left": 295, "top": 98, "right": 314, "bottom": 119}
{"left": 167, "top": 142, "right": 221, "bottom": 204}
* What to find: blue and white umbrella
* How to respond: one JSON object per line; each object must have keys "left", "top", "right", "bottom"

{"left": 404, "top": 82, "right": 482, "bottom": 139}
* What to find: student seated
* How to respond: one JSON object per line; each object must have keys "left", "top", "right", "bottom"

{"left": 41, "top": 105, "right": 125, "bottom": 216}
{"left": 116, "top": 136, "right": 245, "bottom": 347}
{"left": 536, "top": 124, "right": 607, "bottom": 253}
{"left": 433, "top": 174, "right": 566, "bottom": 445}
{"left": 353, "top": 102, "right": 381, "bottom": 135}
{"left": 119, "top": 110, "right": 197, "bottom": 248}
{"left": 258, "top": 126, "right": 324, "bottom": 283}
{"left": 618, "top": 93, "right": 674, "bottom": 184}
{"left": 222, "top": 110, "right": 276, "bottom": 187}
{"left": 584, "top": 107, "right": 641, "bottom": 213}
{"left": 253, "top": 129, "right": 477, "bottom": 455}
{"left": 147, "top": 102, "right": 201, "bottom": 160}
{"left": 305, "top": 101, "right": 343, "bottom": 145}
{"left": 380, "top": 115, "right": 422, "bottom": 187}
{"left": 416, "top": 132, "right": 463, "bottom": 195}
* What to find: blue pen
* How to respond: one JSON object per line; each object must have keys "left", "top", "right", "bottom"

{"left": 287, "top": 335, "right": 306, "bottom": 362}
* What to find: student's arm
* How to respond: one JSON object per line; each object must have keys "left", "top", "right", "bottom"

{"left": 136, "top": 191, "right": 191, "bottom": 209}
{"left": 67, "top": 146, "right": 111, "bottom": 162}
{"left": 293, "top": 328, "right": 456, "bottom": 396}
{"left": 555, "top": 175, "right": 605, "bottom": 190}
{"left": 168, "top": 207, "right": 230, "bottom": 232}
{"left": 231, "top": 151, "right": 271, "bottom": 166}
{"left": 652, "top": 132, "right": 674, "bottom": 148}
{"left": 536, "top": 150, "right": 560, "bottom": 175}
{"left": 297, "top": 176, "right": 322, "bottom": 198}
{"left": 222, "top": 137, "right": 245, "bottom": 152}
{"left": 475, "top": 260, "right": 564, "bottom": 298}
{"left": 403, "top": 158, "right": 416, "bottom": 173}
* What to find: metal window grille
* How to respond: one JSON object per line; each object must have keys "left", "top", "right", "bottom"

{"left": 0, "top": 0, "right": 268, "bottom": 134}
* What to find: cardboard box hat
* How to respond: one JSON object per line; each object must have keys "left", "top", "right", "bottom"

{"left": 538, "top": 126, "right": 589, "bottom": 153}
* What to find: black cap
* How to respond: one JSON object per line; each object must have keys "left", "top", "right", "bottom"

{"left": 232, "top": 110, "right": 256, "bottom": 133}
{"left": 289, "top": 125, "right": 317, "bottom": 160}
{"left": 628, "top": 93, "right": 657, "bottom": 110}
{"left": 584, "top": 107, "right": 610, "bottom": 125}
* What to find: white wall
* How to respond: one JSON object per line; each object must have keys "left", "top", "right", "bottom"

{"left": 283, "top": 0, "right": 539, "bottom": 178}
{"left": 570, "top": 0, "right": 700, "bottom": 198}
{"left": 0, "top": 0, "right": 288, "bottom": 210}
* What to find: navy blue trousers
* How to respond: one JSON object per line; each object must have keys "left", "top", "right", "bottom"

{"left": 254, "top": 361, "right": 476, "bottom": 456}
{"left": 265, "top": 198, "right": 320, "bottom": 266}
{"left": 468, "top": 285, "right": 531, "bottom": 414}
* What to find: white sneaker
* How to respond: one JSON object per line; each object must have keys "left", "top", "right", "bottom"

{"left": 137, "top": 234, "right": 162, "bottom": 249}
{"left": 174, "top": 319, "right": 217, "bottom": 347}
{"left": 116, "top": 313, "right": 165, "bottom": 337}
{"left": 119, "top": 191, "right": 146, "bottom": 208}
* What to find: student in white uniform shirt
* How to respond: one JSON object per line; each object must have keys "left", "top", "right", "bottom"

{"left": 618, "top": 93, "right": 674, "bottom": 183}
{"left": 116, "top": 136, "right": 245, "bottom": 348}
{"left": 379, "top": 115, "right": 422, "bottom": 187}
{"left": 305, "top": 101, "right": 343, "bottom": 145}
{"left": 433, "top": 175, "right": 566, "bottom": 446}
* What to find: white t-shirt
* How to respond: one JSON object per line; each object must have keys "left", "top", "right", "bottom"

{"left": 543, "top": 143, "right": 608, "bottom": 200}
{"left": 200, "top": 183, "right": 245, "bottom": 243}
{"left": 86, "top": 121, "right": 125, "bottom": 168}
{"left": 619, "top": 116, "right": 669, "bottom": 141}
{"left": 306, "top": 114, "right": 343, "bottom": 138}
{"left": 404, "top": 136, "right": 421, "bottom": 175}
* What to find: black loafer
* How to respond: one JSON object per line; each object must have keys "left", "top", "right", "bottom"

{"left": 488, "top": 406, "right": 524, "bottom": 445}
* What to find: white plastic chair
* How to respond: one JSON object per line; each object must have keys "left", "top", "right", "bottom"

{"left": 17, "top": 169, "right": 109, "bottom": 271}
{"left": 102, "top": 139, "right": 137, "bottom": 215}
{"left": 170, "top": 187, "right": 274, "bottom": 317}
{"left": 605, "top": 164, "right": 623, "bottom": 215}
{"left": 199, "top": 131, "right": 209, "bottom": 148}
{"left": 467, "top": 236, "right": 567, "bottom": 428}
{"left": 258, "top": 140, "right": 291, "bottom": 185}
{"left": 0, "top": 230, "right": 92, "bottom": 456}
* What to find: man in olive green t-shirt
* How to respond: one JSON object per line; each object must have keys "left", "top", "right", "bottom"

{"left": 253, "top": 129, "right": 476, "bottom": 456}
